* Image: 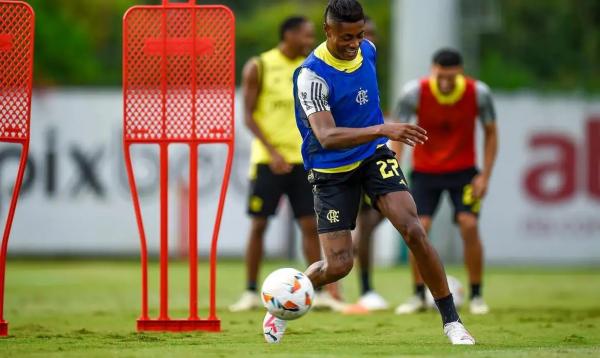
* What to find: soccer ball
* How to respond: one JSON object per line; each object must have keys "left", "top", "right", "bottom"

{"left": 425, "top": 275, "right": 465, "bottom": 309}
{"left": 261, "top": 268, "right": 314, "bottom": 320}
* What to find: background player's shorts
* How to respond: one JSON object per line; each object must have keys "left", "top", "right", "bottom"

{"left": 309, "top": 146, "right": 409, "bottom": 234}
{"left": 410, "top": 167, "right": 481, "bottom": 219}
{"left": 247, "top": 164, "right": 314, "bottom": 218}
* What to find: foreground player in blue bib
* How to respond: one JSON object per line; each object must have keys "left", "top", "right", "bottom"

{"left": 262, "top": 0, "right": 475, "bottom": 345}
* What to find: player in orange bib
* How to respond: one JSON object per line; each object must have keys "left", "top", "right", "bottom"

{"left": 392, "top": 48, "right": 498, "bottom": 315}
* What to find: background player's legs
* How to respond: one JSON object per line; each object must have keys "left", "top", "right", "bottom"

{"left": 347, "top": 207, "right": 389, "bottom": 311}
{"left": 305, "top": 230, "right": 354, "bottom": 289}
{"left": 229, "top": 217, "right": 269, "bottom": 312}
{"left": 231, "top": 164, "right": 284, "bottom": 311}
{"left": 456, "top": 213, "right": 482, "bottom": 287}
{"left": 377, "top": 191, "right": 461, "bottom": 325}
{"left": 355, "top": 207, "right": 383, "bottom": 293}
{"left": 245, "top": 217, "right": 269, "bottom": 291}
{"left": 297, "top": 215, "right": 321, "bottom": 265}
{"left": 456, "top": 212, "right": 489, "bottom": 314}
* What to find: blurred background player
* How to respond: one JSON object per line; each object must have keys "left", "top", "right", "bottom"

{"left": 230, "top": 16, "right": 344, "bottom": 312}
{"left": 392, "top": 48, "right": 498, "bottom": 315}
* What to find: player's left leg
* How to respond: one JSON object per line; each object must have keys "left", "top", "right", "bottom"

{"left": 363, "top": 147, "right": 474, "bottom": 344}
{"left": 377, "top": 192, "right": 474, "bottom": 344}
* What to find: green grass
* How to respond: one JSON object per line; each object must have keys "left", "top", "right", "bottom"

{"left": 1, "top": 259, "right": 599, "bottom": 357}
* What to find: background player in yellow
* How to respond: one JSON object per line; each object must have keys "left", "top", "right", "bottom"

{"left": 230, "top": 16, "right": 344, "bottom": 312}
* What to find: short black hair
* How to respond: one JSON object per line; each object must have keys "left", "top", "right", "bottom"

{"left": 279, "top": 16, "right": 308, "bottom": 41}
{"left": 324, "top": 0, "right": 365, "bottom": 24}
{"left": 432, "top": 48, "right": 463, "bottom": 67}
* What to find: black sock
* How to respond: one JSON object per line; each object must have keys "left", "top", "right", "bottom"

{"left": 247, "top": 281, "right": 257, "bottom": 292}
{"left": 434, "top": 294, "right": 461, "bottom": 325}
{"left": 415, "top": 284, "right": 426, "bottom": 301}
{"left": 470, "top": 283, "right": 481, "bottom": 299}
{"left": 360, "top": 270, "right": 372, "bottom": 295}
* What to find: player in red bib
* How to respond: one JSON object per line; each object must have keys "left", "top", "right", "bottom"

{"left": 392, "top": 48, "right": 498, "bottom": 315}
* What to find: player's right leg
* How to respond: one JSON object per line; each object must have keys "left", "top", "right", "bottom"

{"left": 264, "top": 229, "right": 354, "bottom": 343}
{"left": 231, "top": 164, "right": 283, "bottom": 312}
{"left": 263, "top": 167, "right": 361, "bottom": 343}
{"left": 287, "top": 165, "right": 346, "bottom": 311}
{"left": 304, "top": 167, "right": 362, "bottom": 288}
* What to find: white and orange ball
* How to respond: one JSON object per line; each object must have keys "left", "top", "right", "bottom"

{"left": 261, "top": 268, "right": 314, "bottom": 320}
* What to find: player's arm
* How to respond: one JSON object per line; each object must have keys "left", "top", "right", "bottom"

{"left": 242, "top": 57, "right": 292, "bottom": 174}
{"left": 472, "top": 82, "right": 499, "bottom": 199}
{"left": 296, "top": 69, "right": 426, "bottom": 150}
{"left": 308, "top": 112, "right": 426, "bottom": 150}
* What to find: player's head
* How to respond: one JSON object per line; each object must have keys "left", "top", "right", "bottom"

{"left": 280, "top": 16, "right": 315, "bottom": 57}
{"left": 431, "top": 48, "right": 464, "bottom": 95}
{"left": 364, "top": 16, "right": 377, "bottom": 44}
{"left": 323, "top": 0, "right": 366, "bottom": 61}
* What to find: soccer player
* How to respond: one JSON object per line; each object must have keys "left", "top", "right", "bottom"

{"left": 262, "top": 0, "right": 475, "bottom": 345}
{"left": 393, "top": 48, "right": 497, "bottom": 315}
{"left": 230, "top": 16, "right": 344, "bottom": 312}
{"left": 345, "top": 15, "right": 391, "bottom": 312}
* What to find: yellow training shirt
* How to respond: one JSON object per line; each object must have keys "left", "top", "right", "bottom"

{"left": 250, "top": 48, "right": 305, "bottom": 168}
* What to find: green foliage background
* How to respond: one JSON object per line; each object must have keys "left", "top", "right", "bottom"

{"left": 478, "top": 0, "right": 600, "bottom": 94}
{"left": 24, "top": 0, "right": 600, "bottom": 99}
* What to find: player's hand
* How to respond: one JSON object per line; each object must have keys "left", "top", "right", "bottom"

{"left": 471, "top": 174, "right": 489, "bottom": 199}
{"left": 381, "top": 123, "right": 428, "bottom": 147}
{"left": 269, "top": 150, "right": 293, "bottom": 175}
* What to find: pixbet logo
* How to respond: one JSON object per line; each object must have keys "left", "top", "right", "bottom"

{"left": 524, "top": 116, "right": 600, "bottom": 203}
{"left": 0, "top": 127, "right": 250, "bottom": 200}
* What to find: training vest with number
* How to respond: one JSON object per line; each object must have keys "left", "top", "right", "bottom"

{"left": 293, "top": 41, "right": 387, "bottom": 170}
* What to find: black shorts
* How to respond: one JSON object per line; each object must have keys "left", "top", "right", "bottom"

{"left": 410, "top": 167, "right": 481, "bottom": 218}
{"left": 247, "top": 164, "right": 314, "bottom": 218}
{"left": 308, "top": 146, "right": 409, "bottom": 234}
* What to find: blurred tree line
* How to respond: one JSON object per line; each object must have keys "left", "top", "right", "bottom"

{"left": 27, "top": 0, "right": 390, "bottom": 91}
{"left": 478, "top": 0, "right": 600, "bottom": 94}
{"left": 24, "top": 0, "right": 599, "bottom": 98}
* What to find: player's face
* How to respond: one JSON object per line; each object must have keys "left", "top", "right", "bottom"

{"left": 432, "top": 65, "right": 464, "bottom": 95}
{"left": 294, "top": 21, "right": 316, "bottom": 57}
{"left": 324, "top": 19, "right": 365, "bottom": 61}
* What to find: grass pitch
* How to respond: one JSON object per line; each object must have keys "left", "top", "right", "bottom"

{"left": 1, "top": 259, "right": 599, "bottom": 357}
